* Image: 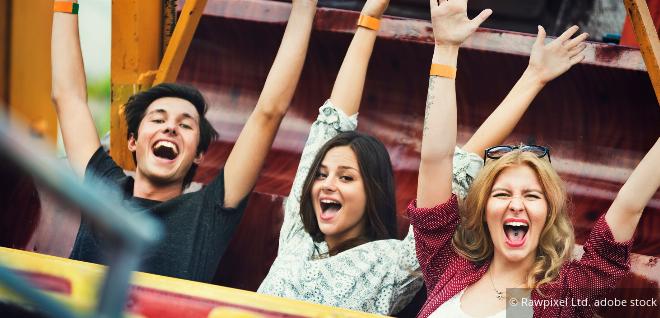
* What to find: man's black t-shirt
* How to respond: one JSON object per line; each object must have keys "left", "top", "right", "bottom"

{"left": 69, "top": 147, "right": 248, "bottom": 282}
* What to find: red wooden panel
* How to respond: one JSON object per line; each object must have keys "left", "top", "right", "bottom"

{"left": 182, "top": 0, "right": 660, "bottom": 264}
{"left": 621, "top": 0, "right": 660, "bottom": 47}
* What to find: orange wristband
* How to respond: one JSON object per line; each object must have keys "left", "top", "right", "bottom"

{"left": 54, "top": 1, "right": 79, "bottom": 14}
{"left": 357, "top": 14, "right": 380, "bottom": 31}
{"left": 430, "top": 64, "right": 457, "bottom": 79}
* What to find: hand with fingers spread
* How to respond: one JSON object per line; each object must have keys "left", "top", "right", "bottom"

{"left": 361, "top": 0, "right": 389, "bottom": 19}
{"left": 528, "top": 25, "right": 588, "bottom": 84}
{"left": 462, "top": 26, "right": 588, "bottom": 158}
{"left": 430, "top": 0, "right": 492, "bottom": 46}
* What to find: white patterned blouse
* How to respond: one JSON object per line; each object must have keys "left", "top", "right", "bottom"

{"left": 257, "top": 100, "right": 483, "bottom": 315}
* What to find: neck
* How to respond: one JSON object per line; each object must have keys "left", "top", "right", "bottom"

{"left": 133, "top": 171, "right": 183, "bottom": 201}
{"left": 490, "top": 253, "right": 535, "bottom": 288}
{"left": 324, "top": 235, "right": 344, "bottom": 253}
{"left": 324, "top": 234, "right": 366, "bottom": 254}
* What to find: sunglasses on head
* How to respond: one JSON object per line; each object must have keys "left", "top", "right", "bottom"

{"left": 484, "top": 145, "right": 551, "bottom": 165}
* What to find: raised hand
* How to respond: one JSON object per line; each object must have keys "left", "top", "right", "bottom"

{"left": 430, "top": 0, "right": 492, "bottom": 46}
{"left": 361, "top": 0, "right": 389, "bottom": 19}
{"left": 528, "top": 25, "right": 588, "bottom": 84}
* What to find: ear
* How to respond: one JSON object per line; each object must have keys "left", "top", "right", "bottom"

{"left": 127, "top": 133, "right": 137, "bottom": 152}
{"left": 193, "top": 152, "right": 204, "bottom": 165}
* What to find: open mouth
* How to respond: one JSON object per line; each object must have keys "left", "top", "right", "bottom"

{"left": 319, "top": 199, "right": 342, "bottom": 220}
{"left": 503, "top": 220, "right": 529, "bottom": 247}
{"left": 152, "top": 140, "right": 179, "bottom": 160}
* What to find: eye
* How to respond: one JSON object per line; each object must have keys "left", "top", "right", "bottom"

{"left": 315, "top": 172, "right": 327, "bottom": 180}
{"left": 179, "top": 123, "right": 192, "bottom": 129}
{"left": 526, "top": 193, "right": 542, "bottom": 200}
{"left": 151, "top": 119, "right": 165, "bottom": 124}
{"left": 493, "top": 192, "right": 510, "bottom": 198}
{"left": 339, "top": 175, "right": 354, "bottom": 182}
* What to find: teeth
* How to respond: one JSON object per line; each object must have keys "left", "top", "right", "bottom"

{"left": 154, "top": 141, "right": 178, "bottom": 154}
{"left": 320, "top": 199, "right": 339, "bottom": 204}
{"left": 505, "top": 221, "right": 528, "bottom": 227}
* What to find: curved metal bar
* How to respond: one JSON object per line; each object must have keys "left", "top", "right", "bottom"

{"left": 0, "top": 113, "right": 162, "bottom": 318}
{"left": 0, "top": 265, "right": 76, "bottom": 318}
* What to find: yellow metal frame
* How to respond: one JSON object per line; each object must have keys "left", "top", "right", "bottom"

{"left": 110, "top": 0, "right": 163, "bottom": 169}
{"left": 0, "top": 247, "right": 385, "bottom": 318}
{"left": 154, "top": 0, "right": 208, "bottom": 85}
{"left": 623, "top": 0, "right": 660, "bottom": 106}
{"left": 8, "top": 0, "right": 57, "bottom": 141}
{"left": 110, "top": 0, "right": 208, "bottom": 169}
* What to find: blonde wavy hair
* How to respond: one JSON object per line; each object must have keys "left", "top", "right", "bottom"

{"left": 452, "top": 150, "right": 575, "bottom": 290}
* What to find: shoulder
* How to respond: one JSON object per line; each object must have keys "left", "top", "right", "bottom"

{"left": 83, "top": 146, "right": 127, "bottom": 185}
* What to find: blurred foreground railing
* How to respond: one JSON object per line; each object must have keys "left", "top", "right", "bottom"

{"left": 0, "top": 111, "right": 162, "bottom": 318}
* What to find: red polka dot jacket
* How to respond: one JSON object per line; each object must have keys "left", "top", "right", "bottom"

{"left": 407, "top": 194, "right": 633, "bottom": 318}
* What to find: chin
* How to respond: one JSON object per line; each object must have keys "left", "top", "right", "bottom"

{"left": 317, "top": 223, "right": 335, "bottom": 237}
{"left": 146, "top": 169, "right": 183, "bottom": 184}
{"left": 497, "top": 243, "right": 538, "bottom": 264}
{"left": 501, "top": 251, "right": 530, "bottom": 263}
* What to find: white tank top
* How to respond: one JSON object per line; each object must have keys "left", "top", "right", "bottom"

{"left": 428, "top": 289, "right": 506, "bottom": 318}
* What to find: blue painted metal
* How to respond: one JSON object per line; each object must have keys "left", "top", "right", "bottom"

{"left": 0, "top": 113, "right": 162, "bottom": 318}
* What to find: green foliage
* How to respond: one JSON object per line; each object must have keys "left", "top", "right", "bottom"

{"left": 87, "top": 76, "right": 110, "bottom": 137}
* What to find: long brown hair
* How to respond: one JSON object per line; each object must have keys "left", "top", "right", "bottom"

{"left": 452, "top": 150, "right": 574, "bottom": 290}
{"left": 299, "top": 131, "right": 398, "bottom": 256}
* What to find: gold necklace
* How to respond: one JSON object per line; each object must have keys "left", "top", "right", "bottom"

{"left": 489, "top": 269, "right": 505, "bottom": 300}
{"left": 489, "top": 269, "right": 528, "bottom": 301}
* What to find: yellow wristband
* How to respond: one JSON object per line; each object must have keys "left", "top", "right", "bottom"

{"left": 54, "top": 1, "right": 79, "bottom": 14}
{"left": 357, "top": 14, "right": 380, "bottom": 31}
{"left": 430, "top": 64, "right": 457, "bottom": 79}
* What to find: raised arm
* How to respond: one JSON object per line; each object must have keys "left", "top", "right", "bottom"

{"left": 223, "top": 1, "right": 317, "bottom": 208}
{"left": 462, "top": 25, "right": 588, "bottom": 156}
{"left": 605, "top": 138, "right": 660, "bottom": 242}
{"left": 51, "top": 1, "right": 101, "bottom": 176}
{"left": 328, "top": 0, "right": 389, "bottom": 116}
{"left": 417, "top": 0, "right": 491, "bottom": 208}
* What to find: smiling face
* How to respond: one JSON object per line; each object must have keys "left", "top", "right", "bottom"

{"left": 128, "top": 97, "right": 202, "bottom": 187}
{"left": 486, "top": 164, "right": 548, "bottom": 265}
{"left": 311, "top": 146, "right": 368, "bottom": 247}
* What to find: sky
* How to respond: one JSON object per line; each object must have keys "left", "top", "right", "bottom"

{"left": 78, "top": 0, "right": 110, "bottom": 82}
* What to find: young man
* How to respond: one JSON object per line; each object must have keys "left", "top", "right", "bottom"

{"left": 51, "top": 0, "right": 318, "bottom": 282}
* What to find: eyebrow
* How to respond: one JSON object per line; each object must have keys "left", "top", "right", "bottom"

{"left": 319, "top": 164, "right": 359, "bottom": 172}
{"left": 146, "top": 109, "right": 198, "bottom": 122}
{"left": 180, "top": 112, "right": 197, "bottom": 122}
{"left": 491, "top": 187, "right": 544, "bottom": 194}
{"left": 146, "top": 109, "right": 167, "bottom": 116}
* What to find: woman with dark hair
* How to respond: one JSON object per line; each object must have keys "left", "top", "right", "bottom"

{"left": 298, "top": 131, "right": 399, "bottom": 252}
{"left": 409, "top": 1, "right": 659, "bottom": 317}
{"left": 258, "top": 0, "right": 588, "bottom": 314}
{"left": 258, "top": 1, "right": 438, "bottom": 313}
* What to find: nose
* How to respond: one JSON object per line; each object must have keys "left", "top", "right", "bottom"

{"left": 508, "top": 196, "right": 525, "bottom": 213}
{"left": 163, "top": 124, "right": 178, "bottom": 136}
{"left": 321, "top": 177, "right": 337, "bottom": 192}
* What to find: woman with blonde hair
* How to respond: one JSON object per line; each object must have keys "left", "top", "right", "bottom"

{"left": 409, "top": 0, "right": 660, "bottom": 317}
